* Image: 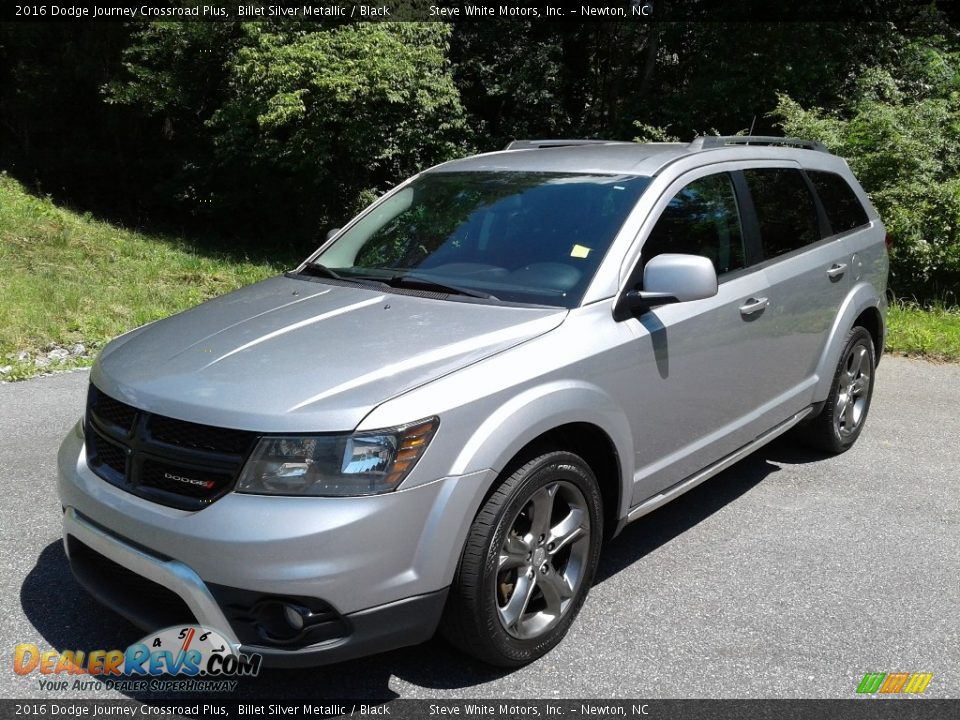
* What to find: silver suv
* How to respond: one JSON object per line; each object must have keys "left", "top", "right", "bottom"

{"left": 58, "top": 136, "right": 888, "bottom": 667}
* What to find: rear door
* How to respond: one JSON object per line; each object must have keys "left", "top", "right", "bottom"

{"left": 738, "top": 166, "right": 853, "bottom": 414}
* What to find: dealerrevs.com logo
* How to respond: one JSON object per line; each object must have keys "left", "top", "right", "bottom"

{"left": 14, "top": 625, "right": 261, "bottom": 692}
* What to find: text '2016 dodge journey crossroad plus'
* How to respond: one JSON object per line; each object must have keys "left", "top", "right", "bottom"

{"left": 58, "top": 136, "right": 888, "bottom": 667}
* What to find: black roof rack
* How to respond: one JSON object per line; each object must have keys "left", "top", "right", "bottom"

{"left": 504, "top": 139, "right": 634, "bottom": 151}
{"left": 689, "top": 135, "right": 829, "bottom": 153}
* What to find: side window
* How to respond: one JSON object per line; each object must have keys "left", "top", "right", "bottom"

{"left": 743, "top": 168, "right": 821, "bottom": 259}
{"left": 807, "top": 170, "right": 870, "bottom": 235}
{"left": 641, "top": 173, "right": 746, "bottom": 276}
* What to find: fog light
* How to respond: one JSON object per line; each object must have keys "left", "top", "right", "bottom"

{"left": 283, "top": 604, "right": 306, "bottom": 631}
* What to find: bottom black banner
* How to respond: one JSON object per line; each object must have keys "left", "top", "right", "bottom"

{"left": 2, "top": 699, "right": 957, "bottom": 720}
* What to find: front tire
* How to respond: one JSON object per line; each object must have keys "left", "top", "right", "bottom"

{"left": 803, "top": 326, "right": 876, "bottom": 453}
{"left": 441, "top": 451, "right": 603, "bottom": 667}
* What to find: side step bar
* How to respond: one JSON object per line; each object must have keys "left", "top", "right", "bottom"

{"left": 625, "top": 406, "right": 814, "bottom": 524}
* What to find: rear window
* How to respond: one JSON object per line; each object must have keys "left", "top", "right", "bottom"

{"left": 807, "top": 170, "right": 870, "bottom": 235}
{"left": 743, "top": 168, "right": 821, "bottom": 259}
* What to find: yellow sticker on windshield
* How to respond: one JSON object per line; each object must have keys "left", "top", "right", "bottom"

{"left": 570, "top": 244, "right": 591, "bottom": 259}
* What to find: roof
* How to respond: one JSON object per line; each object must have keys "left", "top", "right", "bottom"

{"left": 426, "top": 136, "right": 833, "bottom": 177}
{"left": 428, "top": 142, "right": 691, "bottom": 176}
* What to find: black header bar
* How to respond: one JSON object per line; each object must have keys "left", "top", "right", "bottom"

{"left": 2, "top": 0, "right": 956, "bottom": 23}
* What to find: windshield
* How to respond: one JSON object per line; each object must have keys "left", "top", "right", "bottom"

{"left": 307, "top": 171, "right": 650, "bottom": 308}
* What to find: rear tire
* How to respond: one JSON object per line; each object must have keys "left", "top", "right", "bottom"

{"left": 803, "top": 326, "right": 876, "bottom": 454}
{"left": 441, "top": 451, "right": 603, "bottom": 667}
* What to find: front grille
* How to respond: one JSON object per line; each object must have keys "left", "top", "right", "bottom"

{"left": 84, "top": 384, "right": 257, "bottom": 511}
{"left": 89, "top": 386, "right": 137, "bottom": 434}
{"left": 149, "top": 415, "right": 255, "bottom": 455}
{"left": 87, "top": 431, "right": 127, "bottom": 477}
{"left": 141, "top": 459, "right": 235, "bottom": 499}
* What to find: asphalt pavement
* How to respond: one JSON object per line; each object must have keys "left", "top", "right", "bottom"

{"left": 1, "top": 357, "right": 957, "bottom": 700}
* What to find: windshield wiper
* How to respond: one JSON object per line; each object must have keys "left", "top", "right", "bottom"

{"left": 388, "top": 274, "right": 499, "bottom": 300}
{"left": 299, "top": 263, "right": 390, "bottom": 289}
{"left": 297, "top": 264, "right": 497, "bottom": 300}
{"left": 299, "top": 261, "right": 343, "bottom": 279}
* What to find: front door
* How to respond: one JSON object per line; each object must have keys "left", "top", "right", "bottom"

{"left": 621, "top": 169, "right": 793, "bottom": 505}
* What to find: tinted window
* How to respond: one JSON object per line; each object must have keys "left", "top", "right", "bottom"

{"left": 744, "top": 168, "right": 821, "bottom": 259}
{"left": 315, "top": 172, "right": 650, "bottom": 308}
{"left": 807, "top": 170, "right": 870, "bottom": 234}
{"left": 642, "top": 173, "right": 746, "bottom": 275}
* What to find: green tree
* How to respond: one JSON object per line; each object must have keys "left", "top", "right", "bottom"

{"left": 107, "top": 22, "right": 469, "bottom": 238}
{"left": 774, "top": 39, "right": 960, "bottom": 302}
{"left": 451, "top": 23, "right": 663, "bottom": 146}
{"left": 0, "top": 23, "right": 153, "bottom": 216}
{"left": 451, "top": 13, "right": 912, "bottom": 148}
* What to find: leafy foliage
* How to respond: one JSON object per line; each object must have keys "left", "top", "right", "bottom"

{"left": 1, "top": 10, "right": 959, "bottom": 306}
{"left": 774, "top": 40, "right": 960, "bottom": 302}
{"left": 451, "top": 19, "right": 907, "bottom": 148}
{"left": 103, "top": 22, "right": 468, "bottom": 237}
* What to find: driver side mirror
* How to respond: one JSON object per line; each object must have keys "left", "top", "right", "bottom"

{"left": 325, "top": 227, "right": 341, "bottom": 242}
{"left": 614, "top": 253, "right": 718, "bottom": 320}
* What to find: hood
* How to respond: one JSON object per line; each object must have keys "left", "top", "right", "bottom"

{"left": 92, "top": 275, "right": 566, "bottom": 432}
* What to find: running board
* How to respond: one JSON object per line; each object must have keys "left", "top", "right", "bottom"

{"left": 625, "top": 406, "right": 814, "bottom": 524}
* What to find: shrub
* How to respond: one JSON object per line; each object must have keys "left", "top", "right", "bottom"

{"left": 773, "top": 41, "right": 960, "bottom": 303}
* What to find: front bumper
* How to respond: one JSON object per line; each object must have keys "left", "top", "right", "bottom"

{"left": 57, "top": 421, "right": 494, "bottom": 666}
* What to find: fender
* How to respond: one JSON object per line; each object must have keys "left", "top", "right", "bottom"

{"left": 450, "top": 381, "right": 636, "bottom": 524}
{"left": 813, "top": 281, "right": 884, "bottom": 402}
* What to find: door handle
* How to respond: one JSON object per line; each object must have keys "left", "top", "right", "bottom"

{"left": 826, "top": 262, "right": 848, "bottom": 279}
{"left": 739, "top": 297, "right": 768, "bottom": 316}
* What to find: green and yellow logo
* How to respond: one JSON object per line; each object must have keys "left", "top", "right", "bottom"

{"left": 856, "top": 672, "right": 933, "bottom": 694}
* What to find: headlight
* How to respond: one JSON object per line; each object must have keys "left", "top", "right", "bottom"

{"left": 235, "top": 417, "right": 438, "bottom": 497}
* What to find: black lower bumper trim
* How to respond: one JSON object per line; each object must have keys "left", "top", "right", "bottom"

{"left": 66, "top": 536, "right": 197, "bottom": 630}
{"left": 246, "top": 589, "right": 449, "bottom": 668}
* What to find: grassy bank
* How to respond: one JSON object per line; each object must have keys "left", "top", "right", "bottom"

{"left": 2, "top": 174, "right": 959, "bottom": 381}
{"left": 0, "top": 174, "right": 281, "bottom": 380}
{"left": 886, "top": 301, "right": 960, "bottom": 363}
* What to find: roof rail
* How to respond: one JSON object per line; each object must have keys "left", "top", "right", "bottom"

{"left": 504, "top": 139, "right": 634, "bottom": 151}
{"left": 689, "top": 135, "right": 829, "bottom": 153}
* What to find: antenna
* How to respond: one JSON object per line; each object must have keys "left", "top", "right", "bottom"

{"left": 748, "top": 115, "right": 757, "bottom": 136}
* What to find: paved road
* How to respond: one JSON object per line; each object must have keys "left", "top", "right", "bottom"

{"left": 1, "top": 357, "right": 957, "bottom": 700}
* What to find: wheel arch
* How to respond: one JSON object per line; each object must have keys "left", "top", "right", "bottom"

{"left": 854, "top": 305, "right": 885, "bottom": 362}
{"left": 494, "top": 423, "right": 623, "bottom": 542}
{"left": 450, "top": 383, "right": 634, "bottom": 539}
{"left": 813, "top": 282, "right": 885, "bottom": 402}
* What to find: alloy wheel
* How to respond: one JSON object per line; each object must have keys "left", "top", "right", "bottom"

{"left": 495, "top": 480, "right": 591, "bottom": 639}
{"left": 834, "top": 341, "right": 872, "bottom": 438}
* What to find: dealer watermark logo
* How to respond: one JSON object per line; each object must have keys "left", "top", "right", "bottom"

{"left": 856, "top": 672, "right": 933, "bottom": 695}
{"left": 14, "top": 625, "right": 261, "bottom": 693}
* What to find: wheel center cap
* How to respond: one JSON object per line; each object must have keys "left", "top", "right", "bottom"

{"left": 533, "top": 547, "right": 546, "bottom": 565}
